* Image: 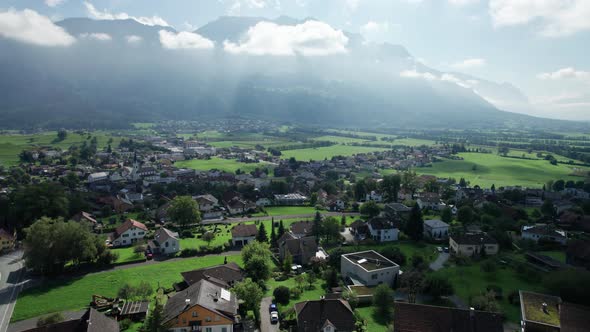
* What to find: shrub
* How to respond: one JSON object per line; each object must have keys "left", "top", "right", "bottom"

{"left": 290, "top": 287, "right": 302, "bottom": 299}
{"left": 380, "top": 247, "right": 406, "bottom": 266}
{"left": 180, "top": 248, "right": 199, "bottom": 257}
{"left": 508, "top": 290, "right": 520, "bottom": 305}
{"left": 37, "top": 313, "right": 64, "bottom": 327}
{"left": 119, "top": 319, "right": 132, "bottom": 330}
{"left": 180, "top": 230, "right": 194, "bottom": 238}
{"left": 273, "top": 286, "right": 291, "bottom": 305}
{"left": 481, "top": 260, "right": 497, "bottom": 273}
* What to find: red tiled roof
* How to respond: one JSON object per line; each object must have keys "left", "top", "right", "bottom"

{"left": 113, "top": 219, "right": 148, "bottom": 238}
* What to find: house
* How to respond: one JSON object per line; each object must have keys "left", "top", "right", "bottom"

{"left": 349, "top": 220, "right": 368, "bottom": 240}
{"left": 108, "top": 219, "right": 148, "bottom": 247}
{"left": 194, "top": 194, "right": 219, "bottom": 212}
{"left": 327, "top": 198, "right": 345, "bottom": 211}
{"left": 417, "top": 195, "right": 446, "bottom": 211}
{"left": 519, "top": 291, "right": 590, "bottom": 332}
{"left": 341, "top": 250, "right": 400, "bottom": 287}
{"left": 231, "top": 224, "right": 257, "bottom": 246}
{"left": 367, "top": 217, "right": 400, "bottom": 242}
{"left": 393, "top": 302, "right": 503, "bottom": 332}
{"left": 180, "top": 262, "right": 245, "bottom": 289}
{"left": 566, "top": 240, "right": 590, "bottom": 270}
{"left": 225, "top": 197, "right": 255, "bottom": 215}
{"left": 163, "top": 280, "right": 239, "bottom": 332}
{"left": 384, "top": 203, "right": 412, "bottom": 219}
{"left": 72, "top": 212, "right": 98, "bottom": 226}
{"left": 290, "top": 220, "right": 314, "bottom": 239}
{"left": 21, "top": 308, "right": 119, "bottom": 332}
{"left": 274, "top": 193, "right": 307, "bottom": 206}
{"left": 449, "top": 233, "right": 499, "bottom": 256}
{"left": 365, "top": 190, "right": 383, "bottom": 202}
{"left": 147, "top": 228, "right": 180, "bottom": 255}
{"left": 87, "top": 172, "right": 109, "bottom": 183}
{"left": 255, "top": 198, "right": 272, "bottom": 207}
{"left": 278, "top": 232, "right": 318, "bottom": 265}
{"left": 0, "top": 228, "right": 15, "bottom": 253}
{"left": 522, "top": 225, "right": 567, "bottom": 245}
{"left": 423, "top": 219, "right": 450, "bottom": 240}
{"left": 294, "top": 299, "right": 356, "bottom": 332}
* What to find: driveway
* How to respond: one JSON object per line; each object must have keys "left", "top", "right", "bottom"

{"left": 429, "top": 252, "right": 449, "bottom": 271}
{"left": 259, "top": 297, "right": 279, "bottom": 332}
{"left": 0, "top": 250, "right": 25, "bottom": 332}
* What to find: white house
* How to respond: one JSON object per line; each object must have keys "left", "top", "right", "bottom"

{"left": 274, "top": 193, "right": 307, "bottom": 206}
{"left": 231, "top": 224, "right": 257, "bottom": 247}
{"left": 256, "top": 198, "right": 272, "bottom": 207}
{"left": 194, "top": 194, "right": 218, "bottom": 212}
{"left": 108, "top": 219, "right": 148, "bottom": 247}
{"left": 367, "top": 217, "right": 400, "bottom": 242}
{"left": 365, "top": 191, "right": 384, "bottom": 202}
{"left": 423, "top": 219, "right": 450, "bottom": 240}
{"left": 148, "top": 228, "right": 180, "bottom": 255}
{"left": 341, "top": 250, "right": 400, "bottom": 287}
{"left": 87, "top": 172, "right": 109, "bottom": 183}
{"left": 417, "top": 196, "right": 446, "bottom": 211}
{"left": 521, "top": 225, "right": 567, "bottom": 245}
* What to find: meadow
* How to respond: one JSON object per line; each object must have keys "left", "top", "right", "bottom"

{"left": 175, "top": 157, "right": 272, "bottom": 173}
{"left": 0, "top": 132, "right": 121, "bottom": 166}
{"left": 12, "top": 255, "right": 243, "bottom": 322}
{"left": 280, "top": 145, "right": 389, "bottom": 161}
{"left": 415, "top": 152, "right": 589, "bottom": 188}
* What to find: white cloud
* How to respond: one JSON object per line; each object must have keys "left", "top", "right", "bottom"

{"left": 158, "top": 30, "right": 214, "bottom": 50}
{"left": 360, "top": 21, "right": 390, "bottom": 34}
{"left": 346, "top": 0, "right": 361, "bottom": 11}
{"left": 489, "top": 0, "right": 590, "bottom": 37}
{"left": 222, "top": 0, "right": 281, "bottom": 15}
{"left": 79, "top": 32, "right": 112, "bottom": 41}
{"left": 537, "top": 67, "right": 590, "bottom": 81}
{"left": 451, "top": 58, "right": 486, "bottom": 69}
{"left": 449, "top": 0, "right": 479, "bottom": 6}
{"left": 84, "top": 1, "right": 170, "bottom": 27}
{"left": 45, "top": 0, "right": 66, "bottom": 7}
{"left": 224, "top": 20, "right": 349, "bottom": 56}
{"left": 400, "top": 69, "right": 437, "bottom": 81}
{"left": 125, "top": 35, "right": 143, "bottom": 44}
{"left": 0, "top": 8, "right": 76, "bottom": 47}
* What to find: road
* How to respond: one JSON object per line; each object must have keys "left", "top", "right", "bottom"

{"left": 429, "top": 252, "right": 449, "bottom": 271}
{"left": 259, "top": 297, "right": 279, "bottom": 332}
{"left": 203, "top": 212, "right": 361, "bottom": 225}
{"left": 0, "top": 251, "right": 25, "bottom": 332}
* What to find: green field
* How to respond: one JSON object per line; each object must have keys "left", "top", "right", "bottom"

{"left": 281, "top": 145, "right": 389, "bottom": 161}
{"left": 12, "top": 255, "right": 243, "bottom": 322}
{"left": 175, "top": 157, "right": 272, "bottom": 173}
{"left": 111, "top": 247, "right": 145, "bottom": 264}
{"left": 392, "top": 138, "right": 436, "bottom": 146}
{"left": 0, "top": 132, "right": 120, "bottom": 166}
{"left": 259, "top": 206, "right": 319, "bottom": 216}
{"left": 415, "top": 152, "right": 589, "bottom": 188}
{"left": 311, "top": 135, "right": 374, "bottom": 144}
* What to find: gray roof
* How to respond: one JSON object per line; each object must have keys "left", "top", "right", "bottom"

{"left": 87, "top": 308, "right": 120, "bottom": 332}
{"left": 154, "top": 228, "right": 179, "bottom": 244}
{"left": 164, "top": 280, "right": 238, "bottom": 324}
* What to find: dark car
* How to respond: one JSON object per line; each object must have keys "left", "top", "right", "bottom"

{"left": 269, "top": 303, "right": 277, "bottom": 313}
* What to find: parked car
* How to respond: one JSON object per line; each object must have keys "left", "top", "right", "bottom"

{"left": 436, "top": 247, "right": 443, "bottom": 253}
{"left": 269, "top": 303, "right": 277, "bottom": 313}
{"left": 270, "top": 311, "right": 279, "bottom": 324}
{"left": 443, "top": 247, "right": 449, "bottom": 253}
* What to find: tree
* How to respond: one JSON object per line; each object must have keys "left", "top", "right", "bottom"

{"left": 541, "top": 199, "right": 556, "bottom": 218}
{"left": 202, "top": 231, "right": 215, "bottom": 247}
{"left": 405, "top": 205, "right": 424, "bottom": 241}
{"left": 232, "top": 278, "right": 264, "bottom": 320}
{"left": 256, "top": 223, "right": 268, "bottom": 243}
{"left": 167, "top": 196, "right": 200, "bottom": 228}
{"left": 57, "top": 129, "right": 68, "bottom": 141}
{"left": 380, "top": 247, "right": 406, "bottom": 266}
{"left": 373, "top": 284, "right": 393, "bottom": 322}
{"left": 310, "top": 192, "right": 318, "bottom": 206}
{"left": 23, "top": 217, "right": 106, "bottom": 275}
{"left": 313, "top": 211, "right": 322, "bottom": 238}
{"left": 278, "top": 220, "right": 285, "bottom": 238}
{"left": 543, "top": 269, "right": 590, "bottom": 306}
{"left": 242, "top": 241, "right": 272, "bottom": 281}
{"left": 381, "top": 174, "right": 401, "bottom": 202}
{"left": 306, "top": 272, "right": 317, "bottom": 289}
{"left": 400, "top": 270, "right": 425, "bottom": 303}
{"left": 441, "top": 207, "right": 453, "bottom": 224}
{"left": 273, "top": 286, "right": 290, "bottom": 305}
{"left": 322, "top": 217, "right": 341, "bottom": 243}
{"left": 360, "top": 201, "right": 381, "bottom": 217}
{"left": 457, "top": 206, "right": 474, "bottom": 225}
{"left": 12, "top": 182, "right": 69, "bottom": 229}
{"left": 343, "top": 289, "right": 359, "bottom": 309}
{"left": 471, "top": 291, "right": 500, "bottom": 312}
{"left": 553, "top": 179, "right": 565, "bottom": 192}
{"left": 324, "top": 268, "right": 339, "bottom": 288}
{"left": 270, "top": 219, "right": 277, "bottom": 248}
{"left": 422, "top": 275, "right": 454, "bottom": 298}
{"left": 141, "top": 298, "right": 169, "bottom": 332}
{"left": 295, "top": 274, "right": 305, "bottom": 291}
{"left": 283, "top": 251, "right": 293, "bottom": 273}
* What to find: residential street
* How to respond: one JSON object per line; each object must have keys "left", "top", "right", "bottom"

{"left": 259, "top": 297, "right": 279, "bottom": 332}
{"left": 0, "top": 251, "right": 25, "bottom": 332}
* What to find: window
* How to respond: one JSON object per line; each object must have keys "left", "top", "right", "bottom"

{"left": 192, "top": 312, "right": 197, "bottom": 317}
{"left": 138, "top": 231, "right": 145, "bottom": 235}
{"left": 122, "top": 234, "right": 129, "bottom": 238}
{"left": 182, "top": 317, "right": 186, "bottom": 324}
{"left": 371, "top": 274, "right": 378, "bottom": 280}
{"left": 205, "top": 328, "right": 212, "bottom": 332}
{"left": 215, "top": 315, "right": 220, "bottom": 321}
{"left": 206, "top": 317, "right": 212, "bottom": 322}
{"left": 221, "top": 328, "right": 227, "bottom": 332}
{"left": 166, "top": 242, "right": 169, "bottom": 247}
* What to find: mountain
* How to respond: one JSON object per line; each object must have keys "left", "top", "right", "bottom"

{"left": 0, "top": 16, "right": 585, "bottom": 130}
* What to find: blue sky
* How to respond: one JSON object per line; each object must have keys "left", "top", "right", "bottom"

{"left": 1, "top": 0, "right": 589, "bottom": 120}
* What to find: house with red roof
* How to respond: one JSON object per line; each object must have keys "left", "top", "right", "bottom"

{"left": 107, "top": 219, "right": 148, "bottom": 247}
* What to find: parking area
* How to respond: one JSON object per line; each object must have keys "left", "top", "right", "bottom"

{"left": 259, "top": 297, "right": 279, "bottom": 332}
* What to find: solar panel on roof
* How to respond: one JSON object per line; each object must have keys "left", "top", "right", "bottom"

{"left": 220, "top": 288, "right": 231, "bottom": 301}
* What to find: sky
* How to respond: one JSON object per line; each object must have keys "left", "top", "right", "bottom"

{"left": 0, "top": 0, "right": 589, "bottom": 120}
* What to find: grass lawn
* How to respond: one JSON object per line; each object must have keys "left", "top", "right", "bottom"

{"left": 280, "top": 145, "right": 389, "bottom": 161}
{"left": 0, "top": 132, "right": 121, "bottom": 166}
{"left": 12, "top": 255, "right": 243, "bottom": 322}
{"left": 175, "top": 157, "right": 271, "bottom": 173}
{"left": 431, "top": 259, "right": 546, "bottom": 322}
{"left": 538, "top": 251, "right": 566, "bottom": 263}
{"left": 415, "top": 152, "right": 589, "bottom": 188}
{"left": 260, "top": 206, "right": 320, "bottom": 217}
{"left": 355, "top": 306, "right": 388, "bottom": 332}
{"left": 265, "top": 276, "right": 326, "bottom": 313}
{"left": 111, "top": 247, "right": 145, "bottom": 264}
{"left": 311, "top": 135, "right": 374, "bottom": 144}
{"left": 179, "top": 224, "right": 233, "bottom": 249}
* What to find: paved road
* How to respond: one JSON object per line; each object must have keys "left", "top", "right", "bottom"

{"left": 8, "top": 310, "right": 86, "bottom": 332}
{"left": 259, "top": 297, "right": 279, "bottom": 332}
{"left": 203, "top": 212, "right": 361, "bottom": 225}
{"left": 429, "top": 252, "right": 449, "bottom": 271}
{"left": 0, "top": 251, "right": 25, "bottom": 332}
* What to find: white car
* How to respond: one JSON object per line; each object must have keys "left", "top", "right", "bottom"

{"left": 270, "top": 311, "right": 279, "bottom": 324}
{"left": 437, "top": 247, "right": 443, "bottom": 253}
